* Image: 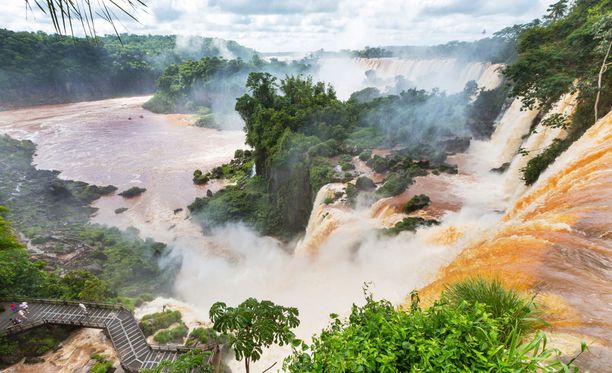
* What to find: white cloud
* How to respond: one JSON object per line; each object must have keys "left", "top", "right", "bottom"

{"left": 0, "top": 0, "right": 551, "bottom": 52}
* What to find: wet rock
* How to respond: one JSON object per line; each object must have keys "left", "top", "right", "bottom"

{"left": 173, "top": 208, "right": 183, "bottom": 214}
{"left": 24, "top": 356, "right": 45, "bottom": 364}
{"left": 206, "top": 189, "right": 213, "bottom": 197}
{"left": 114, "top": 207, "right": 128, "bottom": 214}
{"left": 491, "top": 162, "right": 510, "bottom": 173}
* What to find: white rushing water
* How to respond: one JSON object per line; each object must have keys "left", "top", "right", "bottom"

{"left": 315, "top": 57, "right": 503, "bottom": 99}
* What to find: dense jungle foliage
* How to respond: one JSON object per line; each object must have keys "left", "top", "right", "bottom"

{"left": 504, "top": 0, "right": 612, "bottom": 184}
{"left": 188, "top": 73, "right": 505, "bottom": 238}
{"left": 0, "top": 30, "right": 257, "bottom": 107}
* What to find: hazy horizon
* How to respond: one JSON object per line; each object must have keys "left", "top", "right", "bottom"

{"left": 3, "top": 0, "right": 551, "bottom": 53}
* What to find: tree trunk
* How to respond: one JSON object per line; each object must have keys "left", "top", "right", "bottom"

{"left": 245, "top": 357, "right": 250, "bottom": 373}
{"left": 595, "top": 39, "right": 612, "bottom": 122}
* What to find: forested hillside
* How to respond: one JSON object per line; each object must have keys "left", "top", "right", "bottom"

{"left": 0, "top": 30, "right": 257, "bottom": 107}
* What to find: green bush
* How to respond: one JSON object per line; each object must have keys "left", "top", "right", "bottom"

{"left": 358, "top": 149, "right": 372, "bottom": 161}
{"left": 355, "top": 176, "right": 376, "bottom": 191}
{"left": 522, "top": 139, "right": 569, "bottom": 185}
{"left": 118, "top": 186, "right": 146, "bottom": 198}
{"left": 187, "top": 327, "right": 228, "bottom": 347}
{"left": 366, "top": 155, "right": 388, "bottom": 173}
{"left": 403, "top": 194, "right": 430, "bottom": 213}
{"left": 139, "top": 310, "right": 183, "bottom": 337}
{"left": 90, "top": 352, "right": 113, "bottom": 373}
{"left": 154, "top": 324, "right": 188, "bottom": 344}
{"left": 376, "top": 172, "right": 412, "bottom": 198}
{"left": 284, "top": 291, "right": 581, "bottom": 372}
{"left": 381, "top": 217, "right": 439, "bottom": 236}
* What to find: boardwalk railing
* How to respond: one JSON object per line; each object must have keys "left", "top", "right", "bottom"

{"left": 0, "top": 299, "right": 218, "bottom": 372}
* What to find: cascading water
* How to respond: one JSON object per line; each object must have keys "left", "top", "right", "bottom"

{"left": 315, "top": 57, "right": 503, "bottom": 99}
{"left": 420, "top": 111, "right": 612, "bottom": 369}
{"left": 355, "top": 57, "right": 504, "bottom": 92}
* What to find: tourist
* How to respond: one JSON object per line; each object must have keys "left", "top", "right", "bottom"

{"left": 10, "top": 303, "right": 16, "bottom": 313}
{"left": 79, "top": 303, "right": 88, "bottom": 315}
{"left": 19, "top": 302, "right": 29, "bottom": 313}
{"left": 18, "top": 309, "right": 28, "bottom": 319}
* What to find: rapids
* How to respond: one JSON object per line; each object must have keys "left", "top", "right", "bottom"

{"left": 419, "top": 111, "right": 612, "bottom": 369}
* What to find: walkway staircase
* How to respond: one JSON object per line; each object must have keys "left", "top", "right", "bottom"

{"left": 0, "top": 299, "right": 211, "bottom": 372}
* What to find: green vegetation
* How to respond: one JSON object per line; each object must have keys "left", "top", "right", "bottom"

{"left": 187, "top": 327, "right": 228, "bottom": 347}
{"left": 0, "top": 30, "right": 257, "bottom": 107}
{"left": 444, "top": 278, "right": 536, "bottom": 337}
{"left": 284, "top": 284, "right": 584, "bottom": 372}
{"left": 153, "top": 324, "right": 188, "bottom": 344}
{"left": 188, "top": 72, "right": 478, "bottom": 238}
{"left": 381, "top": 217, "right": 440, "bottom": 236}
{"left": 90, "top": 352, "right": 113, "bottom": 373}
{"left": 141, "top": 349, "right": 213, "bottom": 373}
{"left": 403, "top": 194, "right": 431, "bottom": 213}
{"left": 376, "top": 172, "right": 413, "bottom": 198}
{"left": 209, "top": 298, "right": 300, "bottom": 373}
{"left": 193, "top": 149, "right": 254, "bottom": 185}
{"left": 143, "top": 55, "right": 309, "bottom": 115}
{"left": 118, "top": 186, "right": 146, "bottom": 198}
{"left": 355, "top": 176, "right": 376, "bottom": 191}
{"left": 139, "top": 310, "right": 183, "bottom": 337}
{"left": 503, "top": 0, "right": 612, "bottom": 184}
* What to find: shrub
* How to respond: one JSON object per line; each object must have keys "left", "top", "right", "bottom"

{"left": 355, "top": 176, "right": 376, "bottom": 191}
{"left": 381, "top": 217, "right": 439, "bottom": 236}
{"left": 403, "top": 194, "right": 430, "bottom": 213}
{"left": 187, "top": 327, "right": 228, "bottom": 347}
{"left": 358, "top": 149, "right": 372, "bottom": 161}
{"left": 139, "top": 310, "right": 182, "bottom": 337}
{"left": 153, "top": 324, "right": 188, "bottom": 344}
{"left": 118, "top": 186, "right": 146, "bottom": 198}
{"left": 376, "top": 172, "right": 412, "bottom": 198}
{"left": 193, "top": 169, "right": 210, "bottom": 185}
{"left": 284, "top": 291, "right": 582, "bottom": 372}
{"left": 366, "top": 155, "right": 388, "bottom": 173}
{"left": 522, "top": 139, "right": 569, "bottom": 185}
{"left": 345, "top": 184, "right": 358, "bottom": 206}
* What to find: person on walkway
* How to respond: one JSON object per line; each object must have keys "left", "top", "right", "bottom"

{"left": 19, "top": 302, "right": 29, "bottom": 313}
{"left": 79, "top": 303, "right": 88, "bottom": 315}
{"left": 10, "top": 303, "right": 16, "bottom": 313}
{"left": 18, "top": 309, "right": 27, "bottom": 319}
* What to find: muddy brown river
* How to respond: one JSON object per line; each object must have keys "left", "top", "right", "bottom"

{"left": 0, "top": 96, "right": 245, "bottom": 244}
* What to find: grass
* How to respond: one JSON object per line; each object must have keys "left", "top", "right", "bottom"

{"left": 443, "top": 277, "right": 535, "bottom": 338}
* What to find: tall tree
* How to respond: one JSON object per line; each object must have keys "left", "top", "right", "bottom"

{"left": 544, "top": 0, "right": 568, "bottom": 21}
{"left": 209, "top": 298, "right": 300, "bottom": 373}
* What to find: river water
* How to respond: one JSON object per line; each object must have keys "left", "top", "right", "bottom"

{"left": 0, "top": 96, "right": 245, "bottom": 246}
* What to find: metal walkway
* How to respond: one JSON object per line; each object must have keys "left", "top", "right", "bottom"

{"left": 0, "top": 299, "right": 204, "bottom": 372}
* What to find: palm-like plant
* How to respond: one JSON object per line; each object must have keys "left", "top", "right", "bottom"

{"left": 24, "top": 0, "right": 147, "bottom": 37}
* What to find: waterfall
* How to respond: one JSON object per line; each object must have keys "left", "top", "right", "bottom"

{"left": 502, "top": 91, "right": 579, "bottom": 200}
{"left": 315, "top": 57, "right": 503, "bottom": 99}
{"left": 354, "top": 57, "right": 503, "bottom": 93}
{"left": 420, "top": 111, "right": 612, "bottom": 346}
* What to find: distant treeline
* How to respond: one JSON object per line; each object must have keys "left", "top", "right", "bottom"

{"left": 352, "top": 33, "right": 520, "bottom": 63}
{"left": 0, "top": 30, "right": 257, "bottom": 108}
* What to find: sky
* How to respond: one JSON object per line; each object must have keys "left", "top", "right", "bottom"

{"left": 2, "top": 0, "right": 552, "bottom": 52}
